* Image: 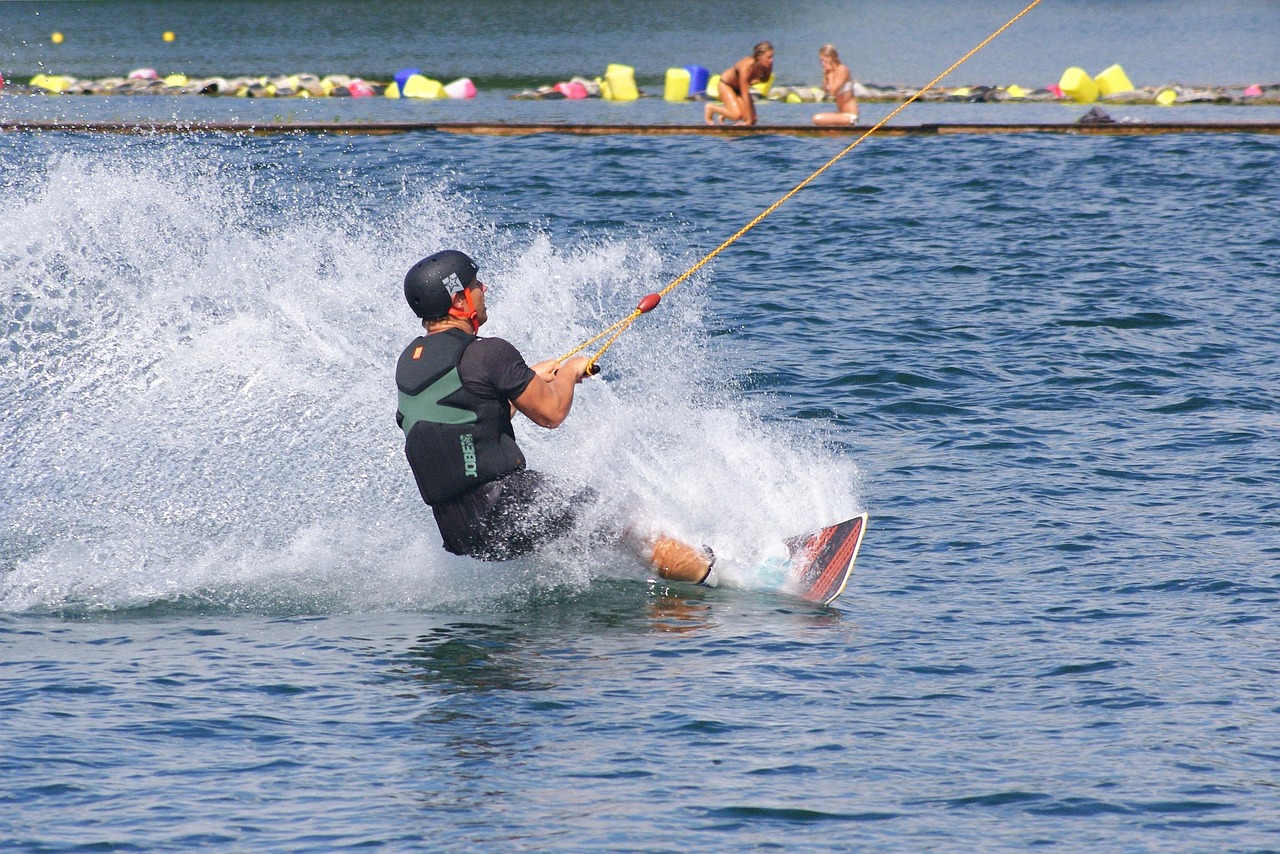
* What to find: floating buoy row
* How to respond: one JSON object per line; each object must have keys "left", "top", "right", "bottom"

{"left": 514, "top": 77, "right": 1280, "bottom": 106}
{"left": 515, "top": 62, "right": 776, "bottom": 102}
{"left": 511, "top": 63, "right": 1279, "bottom": 105}
{"left": 15, "top": 70, "right": 475, "bottom": 99}
{"left": 386, "top": 68, "right": 475, "bottom": 99}
{"left": 1058, "top": 64, "right": 1136, "bottom": 103}
{"left": 1053, "top": 64, "right": 1280, "bottom": 106}
{"left": 6, "top": 69, "right": 1278, "bottom": 106}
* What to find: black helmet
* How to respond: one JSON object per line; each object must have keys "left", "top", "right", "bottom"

{"left": 404, "top": 250, "right": 479, "bottom": 319}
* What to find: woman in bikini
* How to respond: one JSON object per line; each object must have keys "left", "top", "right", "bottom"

{"left": 705, "top": 41, "right": 774, "bottom": 126}
{"left": 812, "top": 44, "right": 859, "bottom": 126}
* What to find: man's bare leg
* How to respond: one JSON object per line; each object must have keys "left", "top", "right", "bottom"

{"left": 648, "top": 536, "right": 715, "bottom": 584}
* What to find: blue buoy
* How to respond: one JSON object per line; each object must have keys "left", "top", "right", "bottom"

{"left": 684, "top": 65, "right": 709, "bottom": 97}
{"left": 394, "top": 68, "right": 421, "bottom": 93}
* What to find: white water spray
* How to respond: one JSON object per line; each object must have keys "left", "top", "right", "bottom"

{"left": 1, "top": 142, "right": 863, "bottom": 613}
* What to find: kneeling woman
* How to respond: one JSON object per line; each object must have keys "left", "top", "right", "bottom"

{"left": 705, "top": 41, "right": 774, "bottom": 127}
{"left": 812, "top": 44, "right": 859, "bottom": 125}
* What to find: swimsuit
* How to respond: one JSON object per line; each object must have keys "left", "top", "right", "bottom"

{"left": 723, "top": 63, "right": 766, "bottom": 93}
{"left": 835, "top": 79, "right": 858, "bottom": 123}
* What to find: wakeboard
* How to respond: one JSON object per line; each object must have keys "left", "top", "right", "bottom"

{"left": 748, "top": 513, "right": 868, "bottom": 605}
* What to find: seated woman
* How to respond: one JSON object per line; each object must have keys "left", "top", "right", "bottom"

{"left": 812, "top": 44, "right": 859, "bottom": 125}
{"left": 705, "top": 41, "right": 774, "bottom": 126}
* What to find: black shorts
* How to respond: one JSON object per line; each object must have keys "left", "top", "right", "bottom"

{"left": 431, "top": 469, "right": 594, "bottom": 561}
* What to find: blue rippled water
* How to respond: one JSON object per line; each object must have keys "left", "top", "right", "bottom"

{"left": 4, "top": 9, "right": 1280, "bottom": 850}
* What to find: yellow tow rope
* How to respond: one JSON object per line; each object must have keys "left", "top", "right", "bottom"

{"left": 560, "top": 0, "right": 1044, "bottom": 373}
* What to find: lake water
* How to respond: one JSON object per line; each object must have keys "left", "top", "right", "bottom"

{"left": 4, "top": 2, "right": 1280, "bottom": 852}
{"left": 4, "top": 0, "right": 1280, "bottom": 88}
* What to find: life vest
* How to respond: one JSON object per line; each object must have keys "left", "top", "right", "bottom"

{"left": 395, "top": 328, "right": 525, "bottom": 506}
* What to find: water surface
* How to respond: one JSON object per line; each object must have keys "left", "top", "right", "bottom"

{"left": 3, "top": 8, "right": 1280, "bottom": 851}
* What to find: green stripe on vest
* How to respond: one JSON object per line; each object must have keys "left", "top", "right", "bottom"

{"left": 398, "top": 368, "right": 478, "bottom": 433}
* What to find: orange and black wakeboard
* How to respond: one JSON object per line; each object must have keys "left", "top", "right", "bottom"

{"left": 776, "top": 513, "right": 868, "bottom": 605}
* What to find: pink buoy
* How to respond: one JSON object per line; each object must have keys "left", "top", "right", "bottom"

{"left": 1244, "top": 84, "right": 1263, "bottom": 97}
{"left": 554, "top": 81, "right": 588, "bottom": 100}
{"left": 348, "top": 80, "right": 375, "bottom": 98}
{"left": 1047, "top": 83, "right": 1064, "bottom": 99}
{"left": 443, "top": 77, "right": 476, "bottom": 99}
{"left": 128, "top": 68, "right": 158, "bottom": 80}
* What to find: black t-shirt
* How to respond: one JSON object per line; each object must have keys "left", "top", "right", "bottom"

{"left": 457, "top": 337, "right": 537, "bottom": 406}
{"left": 431, "top": 336, "right": 585, "bottom": 559}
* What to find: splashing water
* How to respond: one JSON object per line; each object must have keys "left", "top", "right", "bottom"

{"left": 1, "top": 140, "right": 863, "bottom": 614}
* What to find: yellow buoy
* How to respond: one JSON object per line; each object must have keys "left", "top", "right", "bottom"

{"left": 707, "top": 74, "right": 721, "bottom": 100}
{"left": 31, "top": 73, "right": 72, "bottom": 93}
{"left": 1058, "top": 67, "right": 1098, "bottom": 103}
{"left": 1156, "top": 88, "right": 1177, "bottom": 106}
{"left": 604, "top": 63, "right": 639, "bottom": 101}
{"left": 663, "top": 67, "right": 690, "bottom": 102}
{"left": 402, "top": 74, "right": 444, "bottom": 99}
{"left": 163, "top": 31, "right": 176, "bottom": 43}
{"left": 1004, "top": 84, "right": 1028, "bottom": 99}
{"left": 1094, "top": 64, "right": 1134, "bottom": 96}
{"left": 51, "top": 32, "right": 64, "bottom": 45}
{"left": 751, "top": 73, "right": 774, "bottom": 97}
